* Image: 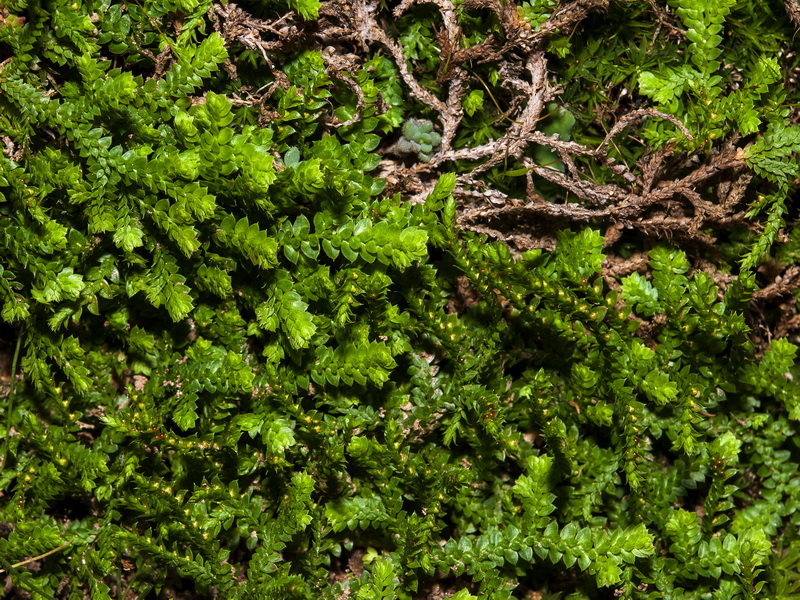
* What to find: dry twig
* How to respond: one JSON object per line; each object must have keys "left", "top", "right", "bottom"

{"left": 786, "top": 0, "right": 800, "bottom": 28}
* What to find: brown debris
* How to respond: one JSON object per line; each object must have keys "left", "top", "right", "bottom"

{"left": 203, "top": 0, "right": 796, "bottom": 350}
{"left": 454, "top": 145, "right": 749, "bottom": 254}
{"left": 787, "top": 0, "right": 800, "bottom": 28}
{"left": 752, "top": 264, "right": 800, "bottom": 301}
{"left": 499, "top": 0, "right": 610, "bottom": 53}
{"left": 447, "top": 276, "right": 483, "bottom": 315}
{"left": 205, "top": 0, "right": 765, "bottom": 268}
{"left": 603, "top": 252, "right": 649, "bottom": 280}
{"left": 634, "top": 312, "right": 668, "bottom": 349}
{"left": 210, "top": 3, "right": 299, "bottom": 90}
{"left": 321, "top": 45, "right": 365, "bottom": 128}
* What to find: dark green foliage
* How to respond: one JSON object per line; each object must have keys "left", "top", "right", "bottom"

{"left": 1, "top": 0, "right": 800, "bottom": 599}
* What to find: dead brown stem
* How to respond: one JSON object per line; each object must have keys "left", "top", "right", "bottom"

{"left": 786, "top": 0, "right": 800, "bottom": 28}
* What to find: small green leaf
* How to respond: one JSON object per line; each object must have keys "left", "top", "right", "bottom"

{"left": 463, "top": 89, "right": 484, "bottom": 117}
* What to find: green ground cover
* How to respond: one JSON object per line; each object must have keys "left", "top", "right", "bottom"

{"left": 2, "top": 0, "right": 800, "bottom": 598}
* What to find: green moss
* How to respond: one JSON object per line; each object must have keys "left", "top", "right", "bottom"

{"left": 0, "top": 0, "right": 799, "bottom": 598}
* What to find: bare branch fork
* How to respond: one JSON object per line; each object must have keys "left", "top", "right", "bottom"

{"left": 332, "top": 0, "right": 756, "bottom": 256}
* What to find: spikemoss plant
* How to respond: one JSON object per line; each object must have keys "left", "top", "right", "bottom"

{"left": 0, "top": 0, "right": 799, "bottom": 599}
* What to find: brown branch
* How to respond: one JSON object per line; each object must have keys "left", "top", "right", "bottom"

{"left": 211, "top": 3, "right": 297, "bottom": 89}
{"left": 313, "top": 0, "right": 759, "bottom": 272}
{"left": 351, "top": 0, "right": 446, "bottom": 113}
{"left": 451, "top": 143, "right": 749, "bottom": 260}
{"left": 752, "top": 265, "right": 800, "bottom": 300}
{"left": 429, "top": 52, "right": 552, "bottom": 169}
{"left": 458, "top": 198, "right": 608, "bottom": 223}
{"left": 646, "top": 0, "right": 686, "bottom": 40}
{"left": 352, "top": 0, "right": 471, "bottom": 154}
{"left": 786, "top": 0, "right": 800, "bottom": 28}
{"left": 321, "top": 46, "right": 366, "bottom": 128}
{"left": 596, "top": 109, "right": 693, "bottom": 156}
{"left": 525, "top": 156, "right": 629, "bottom": 207}
{"left": 612, "top": 151, "right": 745, "bottom": 219}
{"left": 639, "top": 147, "right": 672, "bottom": 193}
{"left": 603, "top": 252, "right": 649, "bottom": 279}
{"left": 501, "top": 0, "right": 610, "bottom": 52}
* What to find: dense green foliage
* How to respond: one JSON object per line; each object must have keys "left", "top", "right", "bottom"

{"left": 1, "top": 0, "right": 800, "bottom": 598}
